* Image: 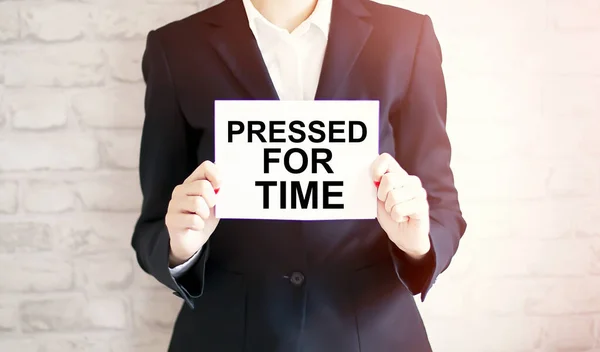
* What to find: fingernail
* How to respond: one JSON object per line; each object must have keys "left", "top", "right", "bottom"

{"left": 374, "top": 181, "right": 380, "bottom": 188}
{"left": 214, "top": 188, "right": 220, "bottom": 195}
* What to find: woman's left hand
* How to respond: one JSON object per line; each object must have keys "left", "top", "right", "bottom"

{"left": 371, "top": 153, "right": 431, "bottom": 260}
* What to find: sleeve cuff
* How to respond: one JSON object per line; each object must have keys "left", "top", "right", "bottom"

{"left": 148, "top": 225, "right": 210, "bottom": 309}
{"left": 169, "top": 247, "right": 203, "bottom": 278}
{"left": 389, "top": 218, "right": 459, "bottom": 302}
{"left": 388, "top": 238, "right": 436, "bottom": 298}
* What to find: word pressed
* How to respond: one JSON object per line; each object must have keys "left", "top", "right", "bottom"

{"left": 228, "top": 120, "right": 368, "bottom": 143}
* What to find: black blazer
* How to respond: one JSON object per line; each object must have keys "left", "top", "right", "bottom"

{"left": 132, "top": 0, "right": 467, "bottom": 351}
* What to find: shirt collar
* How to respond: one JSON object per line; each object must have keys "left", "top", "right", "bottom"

{"left": 241, "top": 0, "right": 332, "bottom": 38}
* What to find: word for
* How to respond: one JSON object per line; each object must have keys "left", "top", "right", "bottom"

{"left": 263, "top": 148, "right": 333, "bottom": 174}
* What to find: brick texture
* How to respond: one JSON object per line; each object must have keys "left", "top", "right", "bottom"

{"left": 0, "top": 0, "right": 598, "bottom": 351}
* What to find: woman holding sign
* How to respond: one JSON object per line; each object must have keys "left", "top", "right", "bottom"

{"left": 132, "top": 0, "right": 467, "bottom": 350}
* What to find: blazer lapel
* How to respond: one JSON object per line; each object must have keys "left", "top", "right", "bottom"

{"left": 315, "top": 0, "right": 373, "bottom": 100}
{"left": 205, "top": 0, "right": 279, "bottom": 100}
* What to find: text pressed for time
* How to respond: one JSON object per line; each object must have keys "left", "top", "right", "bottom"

{"left": 227, "top": 120, "right": 369, "bottom": 210}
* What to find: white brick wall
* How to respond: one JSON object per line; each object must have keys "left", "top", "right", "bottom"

{"left": 0, "top": 0, "right": 598, "bottom": 351}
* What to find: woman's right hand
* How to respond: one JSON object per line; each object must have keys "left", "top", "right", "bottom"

{"left": 166, "top": 160, "right": 221, "bottom": 266}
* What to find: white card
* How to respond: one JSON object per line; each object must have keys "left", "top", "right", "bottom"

{"left": 214, "top": 100, "right": 379, "bottom": 220}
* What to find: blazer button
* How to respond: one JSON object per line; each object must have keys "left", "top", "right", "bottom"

{"left": 289, "top": 271, "right": 305, "bottom": 287}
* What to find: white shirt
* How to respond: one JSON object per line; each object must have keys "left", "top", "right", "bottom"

{"left": 243, "top": 0, "right": 331, "bottom": 100}
{"left": 170, "top": 0, "right": 333, "bottom": 277}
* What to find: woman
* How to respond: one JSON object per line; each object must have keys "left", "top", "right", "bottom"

{"left": 132, "top": 0, "right": 467, "bottom": 350}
